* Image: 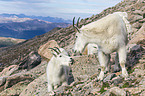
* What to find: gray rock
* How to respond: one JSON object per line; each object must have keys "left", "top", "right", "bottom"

{"left": 103, "top": 73, "right": 116, "bottom": 83}
{"left": 133, "top": 10, "right": 143, "bottom": 15}
{"left": 130, "top": 15, "right": 143, "bottom": 22}
{"left": 112, "top": 76, "right": 123, "bottom": 85}
{"left": 130, "top": 45, "right": 143, "bottom": 52}
{"left": 18, "top": 51, "right": 41, "bottom": 70}
{"left": 101, "top": 87, "right": 126, "bottom": 96}
{"left": 0, "top": 77, "right": 6, "bottom": 87}
{"left": 139, "top": 78, "right": 145, "bottom": 88}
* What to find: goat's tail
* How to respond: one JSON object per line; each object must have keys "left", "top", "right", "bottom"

{"left": 113, "top": 12, "right": 132, "bottom": 40}
{"left": 114, "top": 12, "right": 132, "bottom": 34}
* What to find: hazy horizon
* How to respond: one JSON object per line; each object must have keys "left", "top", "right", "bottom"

{"left": 0, "top": 0, "right": 123, "bottom": 20}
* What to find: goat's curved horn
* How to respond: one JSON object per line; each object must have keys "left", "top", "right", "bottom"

{"left": 54, "top": 47, "right": 61, "bottom": 53}
{"left": 48, "top": 48, "right": 59, "bottom": 55}
{"left": 77, "top": 17, "right": 80, "bottom": 27}
{"left": 73, "top": 17, "right": 81, "bottom": 33}
{"left": 73, "top": 17, "right": 75, "bottom": 27}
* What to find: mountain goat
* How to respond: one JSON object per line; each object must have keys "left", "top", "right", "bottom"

{"left": 47, "top": 47, "right": 73, "bottom": 93}
{"left": 73, "top": 12, "right": 131, "bottom": 80}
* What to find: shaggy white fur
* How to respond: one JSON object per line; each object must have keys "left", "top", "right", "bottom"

{"left": 73, "top": 12, "right": 131, "bottom": 80}
{"left": 47, "top": 48, "right": 72, "bottom": 93}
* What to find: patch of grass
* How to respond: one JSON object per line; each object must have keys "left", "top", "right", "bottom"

{"left": 122, "top": 82, "right": 130, "bottom": 88}
{"left": 99, "top": 82, "right": 110, "bottom": 94}
{"left": 129, "top": 68, "right": 135, "bottom": 74}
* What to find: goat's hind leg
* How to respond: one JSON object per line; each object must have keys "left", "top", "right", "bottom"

{"left": 114, "top": 52, "right": 120, "bottom": 72}
{"left": 98, "top": 51, "right": 109, "bottom": 80}
{"left": 118, "top": 47, "right": 128, "bottom": 78}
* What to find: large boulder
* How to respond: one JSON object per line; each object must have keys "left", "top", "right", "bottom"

{"left": 0, "top": 65, "right": 18, "bottom": 77}
{"left": 0, "top": 61, "right": 48, "bottom": 95}
{"left": 18, "top": 51, "right": 41, "bottom": 70}
{"left": 20, "top": 74, "right": 48, "bottom": 96}
{"left": 101, "top": 87, "right": 126, "bottom": 96}
{"left": 129, "top": 23, "right": 145, "bottom": 44}
{"left": 38, "top": 40, "right": 60, "bottom": 61}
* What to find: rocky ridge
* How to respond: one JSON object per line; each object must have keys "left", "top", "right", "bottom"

{"left": 0, "top": 0, "right": 145, "bottom": 95}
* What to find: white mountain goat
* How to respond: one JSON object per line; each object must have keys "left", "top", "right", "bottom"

{"left": 73, "top": 12, "right": 131, "bottom": 80}
{"left": 47, "top": 47, "right": 73, "bottom": 92}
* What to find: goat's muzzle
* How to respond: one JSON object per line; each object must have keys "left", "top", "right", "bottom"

{"left": 70, "top": 58, "right": 74, "bottom": 65}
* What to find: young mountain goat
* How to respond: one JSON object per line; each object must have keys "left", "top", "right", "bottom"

{"left": 73, "top": 12, "right": 131, "bottom": 80}
{"left": 47, "top": 47, "right": 73, "bottom": 92}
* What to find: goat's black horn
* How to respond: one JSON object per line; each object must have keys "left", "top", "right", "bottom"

{"left": 73, "top": 17, "right": 75, "bottom": 27}
{"left": 48, "top": 48, "right": 59, "bottom": 55}
{"left": 77, "top": 17, "right": 80, "bottom": 27}
{"left": 54, "top": 47, "right": 61, "bottom": 53}
{"left": 72, "top": 17, "right": 81, "bottom": 33}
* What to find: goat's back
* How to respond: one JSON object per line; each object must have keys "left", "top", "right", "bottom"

{"left": 81, "top": 13, "right": 127, "bottom": 38}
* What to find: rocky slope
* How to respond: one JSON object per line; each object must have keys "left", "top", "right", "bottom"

{"left": 0, "top": 37, "right": 25, "bottom": 47}
{"left": 0, "top": 0, "right": 145, "bottom": 95}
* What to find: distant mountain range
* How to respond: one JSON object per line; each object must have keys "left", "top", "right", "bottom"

{"left": 0, "top": 13, "right": 72, "bottom": 23}
{"left": 0, "top": 13, "right": 72, "bottom": 39}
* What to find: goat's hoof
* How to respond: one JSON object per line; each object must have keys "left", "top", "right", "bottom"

{"left": 48, "top": 91, "right": 55, "bottom": 95}
{"left": 97, "top": 76, "right": 103, "bottom": 81}
{"left": 122, "top": 71, "right": 129, "bottom": 78}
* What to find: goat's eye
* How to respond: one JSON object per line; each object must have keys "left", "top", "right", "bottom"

{"left": 59, "top": 55, "right": 62, "bottom": 57}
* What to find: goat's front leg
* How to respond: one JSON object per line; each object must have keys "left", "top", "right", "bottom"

{"left": 118, "top": 46, "right": 128, "bottom": 78}
{"left": 48, "top": 83, "right": 53, "bottom": 92}
{"left": 98, "top": 50, "right": 109, "bottom": 80}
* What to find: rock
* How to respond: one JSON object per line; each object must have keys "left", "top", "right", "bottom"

{"left": 132, "top": 10, "right": 143, "bottom": 15}
{"left": 130, "top": 44, "right": 143, "bottom": 52}
{"left": 38, "top": 40, "right": 60, "bottom": 60}
{"left": 0, "top": 61, "right": 47, "bottom": 95}
{"left": 139, "top": 18, "right": 145, "bottom": 23}
{"left": 101, "top": 87, "right": 126, "bottom": 96}
{"left": 129, "top": 23, "right": 145, "bottom": 44}
{"left": 0, "top": 72, "right": 35, "bottom": 93}
{"left": 0, "top": 77, "right": 6, "bottom": 87}
{"left": 132, "top": 22, "right": 142, "bottom": 29}
{"left": 130, "top": 15, "right": 143, "bottom": 22}
{"left": 18, "top": 51, "right": 41, "bottom": 70}
{"left": 125, "top": 87, "right": 144, "bottom": 95}
{"left": 140, "top": 91, "right": 145, "bottom": 96}
{"left": 139, "top": 78, "right": 145, "bottom": 87}
{"left": 111, "top": 76, "right": 123, "bottom": 85}
{"left": 0, "top": 81, "right": 30, "bottom": 96}
{"left": 4, "top": 72, "right": 35, "bottom": 89}
{"left": 0, "top": 65, "right": 18, "bottom": 77}
{"left": 103, "top": 73, "right": 116, "bottom": 83}
{"left": 126, "top": 44, "right": 138, "bottom": 52}
{"left": 132, "top": 69, "right": 145, "bottom": 77}
{"left": 20, "top": 74, "right": 48, "bottom": 96}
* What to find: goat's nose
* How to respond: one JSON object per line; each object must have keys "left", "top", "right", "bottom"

{"left": 70, "top": 58, "right": 74, "bottom": 65}
{"left": 72, "top": 49, "right": 76, "bottom": 53}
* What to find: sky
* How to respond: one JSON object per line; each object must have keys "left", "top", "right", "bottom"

{"left": 0, "top": 0, "right": 123, "bottom": 20}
